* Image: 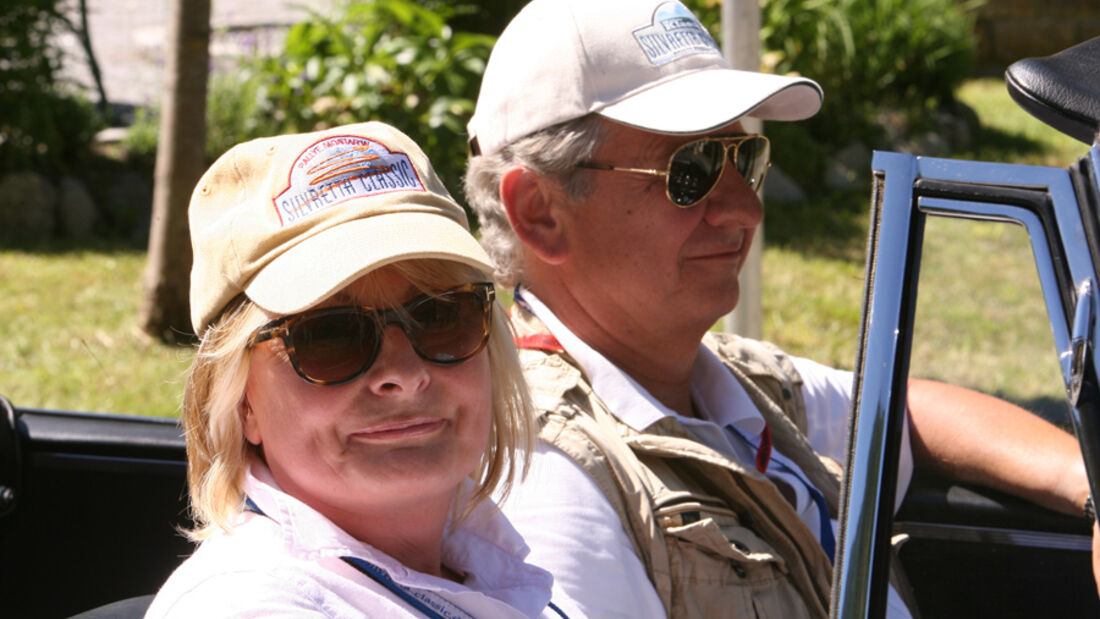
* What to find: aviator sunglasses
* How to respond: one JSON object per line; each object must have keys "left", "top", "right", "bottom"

{"left": 577, "top": 134, "right": 771, "bottom": 208}
{"left": 248, "top": 282, "right": 495, "bottom": 385}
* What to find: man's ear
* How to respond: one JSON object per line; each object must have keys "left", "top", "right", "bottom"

{"left": 499, "top": 166, "right": 567, "bottom": 264}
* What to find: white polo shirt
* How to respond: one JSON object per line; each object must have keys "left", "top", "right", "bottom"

{"left": 147, "top": 462, "right": 557, "bottom": 618}
{"left": 500, "top": 290, "right": 913, "bottom": 618}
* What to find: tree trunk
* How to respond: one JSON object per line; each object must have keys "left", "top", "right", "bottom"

{"left": 139, "top": 0, "right": 210, "bottom": 342}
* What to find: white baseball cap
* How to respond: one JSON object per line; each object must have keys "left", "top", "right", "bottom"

{"left": 467, "top": 0, "right": 824, "bottom": 156}
{"left": 188, "top": 121, "right": 493, "bottom": 334}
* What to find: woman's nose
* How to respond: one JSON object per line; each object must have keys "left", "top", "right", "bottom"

{"left": 364, "top": 324, "right": 430, "bottom": 394}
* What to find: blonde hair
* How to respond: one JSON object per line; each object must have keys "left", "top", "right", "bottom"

{"left": 182, "top": 260, "right": 533, "bottom": 540}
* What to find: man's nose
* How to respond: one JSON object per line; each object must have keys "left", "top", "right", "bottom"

{"left": 701, "top": 162, "right": 764, "bottom": 228}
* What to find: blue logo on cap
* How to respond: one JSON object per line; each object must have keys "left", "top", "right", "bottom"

{"left": 632, "top": 1, "right": 720, "bottom": 66}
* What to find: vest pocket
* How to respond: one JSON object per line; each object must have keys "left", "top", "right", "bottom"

{"left": 654, "top": 493, "right": 790, "bottom": 576}
{"left": 662, "top": 523, "right": 812, "bottom": 619}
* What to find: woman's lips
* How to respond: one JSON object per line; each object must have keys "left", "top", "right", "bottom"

{"left": 351, "top": 417, "right": 446, "bottom": 441}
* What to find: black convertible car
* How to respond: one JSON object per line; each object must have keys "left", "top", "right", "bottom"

{"left": 3, "top": 37, "right": 1100, "bottom": 619}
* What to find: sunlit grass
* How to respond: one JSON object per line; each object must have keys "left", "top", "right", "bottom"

{"left": 761, "top": 245, "right": 864, "bottom": 371}
{"left": 0, "top": 248, "right": 191, "bottom": 417}
{"left": 909, "top": 219, "right": 1066, "bottom": 418}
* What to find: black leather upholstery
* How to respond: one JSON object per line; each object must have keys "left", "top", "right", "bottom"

{"left": 1006, "top": 36, "right": 1100, "bottom": 145}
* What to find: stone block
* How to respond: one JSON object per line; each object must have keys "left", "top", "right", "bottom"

{"left": 0, "top": 171, "right": 57, "bottom": 243}
{"left": 57, "top": 177, "right": 99, "bottom": 240}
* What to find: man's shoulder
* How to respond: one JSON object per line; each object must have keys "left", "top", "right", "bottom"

{"left": 514, "top": 345, "right": 592, "bottom": 410}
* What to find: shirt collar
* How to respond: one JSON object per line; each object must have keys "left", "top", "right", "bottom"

{"left": 691, "top": 343, "right": 766, "bottom": 436}
{"left": 520, "top": 288, "right": 765, "bottom": 437}
{"left": 242, "top": 459, "right": 552, "bottom": 612}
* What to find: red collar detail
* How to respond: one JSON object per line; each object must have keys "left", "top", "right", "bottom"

{"left": 756, "top": 425, "right": 773, "bottom": 473}
{"left": 513, "top": 333, "right": 566, "bottom": 353}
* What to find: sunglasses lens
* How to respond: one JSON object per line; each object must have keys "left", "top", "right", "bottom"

{"left": 407, "top": 291, "right": 491, "bottom": 363}
{"left": 268, "top": 285, "right": 493, "bottom": 384}
{"left": 292, "top": 310, "right": 376, "bottom": 384}
{"left": 667, "top": 140, "right": 725, "bottom": 207}
{"left": 736, "top": 136, "right": 770, "bottom": 191}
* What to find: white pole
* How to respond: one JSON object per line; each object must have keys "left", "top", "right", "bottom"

{"left": 722, "top": 0, "right": 763, "bottom": 338}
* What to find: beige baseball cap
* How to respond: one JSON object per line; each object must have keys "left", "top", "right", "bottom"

{"left": 189, "top": 121, "right": 493, "bottom": 334}
{"left": 467, "top": 0, "right": 824, "bottom": 156}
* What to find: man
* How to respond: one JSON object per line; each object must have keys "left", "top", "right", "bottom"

{"left": 464, "top": 1, "right": 1093, "bottom": 617}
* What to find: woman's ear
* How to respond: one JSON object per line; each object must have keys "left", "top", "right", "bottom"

{"left": 241, "top": 398, "right": 262, "bottom": 446}
{"left": 499, "top": 166, "right": 567, "bottom": 265}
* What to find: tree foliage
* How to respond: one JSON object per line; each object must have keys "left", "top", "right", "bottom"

{"left": 0, "top": 0, "right": 102, "bottom": 174}
{"left": 684, "top": 0, "right": 978, "bottom": 183}
{"left": 209, "top": 0, "right": 493, "bottom": 200}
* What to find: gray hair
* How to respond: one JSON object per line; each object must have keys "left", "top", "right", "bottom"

{"left": 464, "top": 115, "right": 606, "bottom": 288}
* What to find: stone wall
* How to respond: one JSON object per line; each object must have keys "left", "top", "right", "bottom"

{"left": 975, "top": 0, "right": 1100, "bottom": 69}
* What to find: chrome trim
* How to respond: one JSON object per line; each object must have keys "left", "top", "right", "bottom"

{"left": 911, "top": 158, "right": 1090, "bottom": 310}
{"left": 894, "top": 521, "right": 1092, "bottom": 552}
{"left": 1090, "top": 143, "right": 1100, "bottom": 203}
{"left": 1069, "top": 280, "right": 1095, "bottom": 407}
{"left": 835, "top": 152, "right": 921, "bottom": 618}
{"left": 1077, "top": 145, "right": 1100, "bottom": 506}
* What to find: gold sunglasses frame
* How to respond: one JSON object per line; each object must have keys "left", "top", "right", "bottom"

{"left": 576, "top": 134, "right": 771, "bottom": 208}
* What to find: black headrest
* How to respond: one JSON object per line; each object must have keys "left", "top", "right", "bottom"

{"left": 1005, "top": 36, "right": 1100, "bottom": 145}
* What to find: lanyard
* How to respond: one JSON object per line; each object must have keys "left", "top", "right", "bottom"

{"left": 245, "top": 498, "right": 473, "bottom": 619}
{"left": 341, "top": 556, "right": 475, "bottom": 619}
{"left": 343, "top": 556, "right": 569, "bottom": 618}
{"left": 724, "top": 425, "right": 836, "bottom": 561}
{"left": 245, "top": 498, "right": 568, "bottom": 618}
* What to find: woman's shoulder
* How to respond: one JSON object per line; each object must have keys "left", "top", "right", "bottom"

{"left": 145, "top": 517, "right": 327, "bottom": 617}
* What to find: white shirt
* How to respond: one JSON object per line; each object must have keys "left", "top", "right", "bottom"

{"left": 147, "top": 462, "right": 557, "bottom": 618}
{"left": 501, "top": 291, "right": 913, "bottom": 618}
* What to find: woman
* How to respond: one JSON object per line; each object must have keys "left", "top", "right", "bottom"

{"left": 146, "top": 122, "right": 559, "bottom": 617}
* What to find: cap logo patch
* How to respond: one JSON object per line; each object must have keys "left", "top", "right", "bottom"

{"left": 632, "top": 1, "right": 720, "bottom": 67}
{"left": 273, "top": 135, "right": 425, "bottom": 226}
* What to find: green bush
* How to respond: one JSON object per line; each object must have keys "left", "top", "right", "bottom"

{"left": 130, "top": 0, "right": 492, "bottom": 203}
{"left": 205, "top": 72, "right": 264, "bottom": 161}
{"left": 761, "top": 0, "right": 977, "bottom": 137}
{"left": 226, "top": 0, "right": 491, "bottom": 199}
{"left": 0, "top": 0, "right": 103, "bottom": 174}
{"left": 124, "top": 72, "right": 263, "bottom": 166}
{"left": 685, "top": 0, "right": 978, "bottom": 184}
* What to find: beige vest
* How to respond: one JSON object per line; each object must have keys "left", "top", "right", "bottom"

{"left": 514, "top": 310, "right": 842, "bottom": 619}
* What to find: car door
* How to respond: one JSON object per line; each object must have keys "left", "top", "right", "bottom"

{"left": 0, "top": 398, "right": 191, "bottom": 618}
{"left": 833, "top": 135, "right": 1100, "bottom": 619}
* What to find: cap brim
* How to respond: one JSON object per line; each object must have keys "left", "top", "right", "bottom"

{"left": 244, "top": 211, "right": 495, "bottom": 316}
{"left": 598, "top": 68, "right": 823, "bottom": 134}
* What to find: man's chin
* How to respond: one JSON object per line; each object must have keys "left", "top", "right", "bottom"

{"left": 687, "top": 284, "right": 741, "bottom": 329}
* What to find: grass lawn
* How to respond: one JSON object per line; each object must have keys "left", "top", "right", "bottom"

{"left": 761, "top": 77, "right": 1088, "bottom": 422}
{"left": 0, "top": 247, "right": 192, "bottom": 416}
{"left": 0, "top": 78, "right": 1090, "bottom": 418}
